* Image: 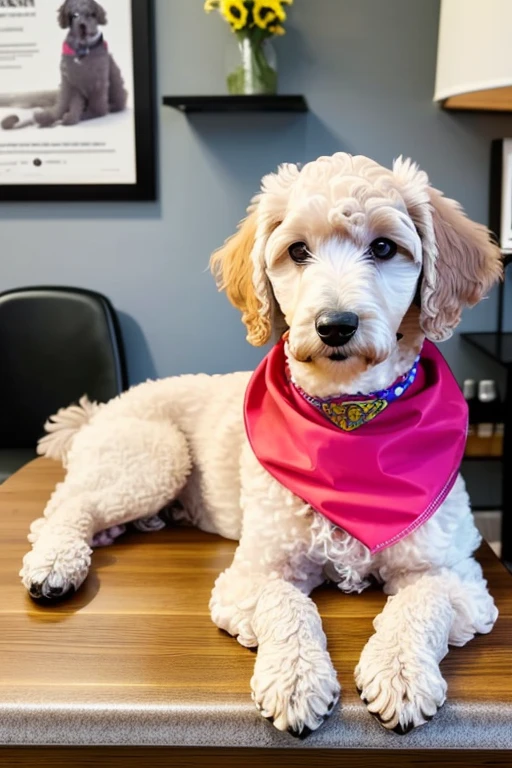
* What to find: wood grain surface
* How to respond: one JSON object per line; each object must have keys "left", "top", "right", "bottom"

{"left": 1, "top": 459, "right": 511, "bottom": 766}
{"left": 2, "top": 747, "right": 512, "bottom": 768}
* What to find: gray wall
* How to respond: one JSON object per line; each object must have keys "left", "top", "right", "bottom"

{"left": 2, "top": 0, "right": 511, "bottom": 385}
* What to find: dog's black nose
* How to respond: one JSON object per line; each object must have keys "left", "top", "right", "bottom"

{"left": 79, "top": 23, "right": 87, "bottom": 35}
{"left": 315, "top": 312, "right": 359, "bottom": 347}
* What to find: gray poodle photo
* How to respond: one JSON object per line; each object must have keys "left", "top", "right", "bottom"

{"left": 1, "top": 0, "right": 127, "bottom": 130}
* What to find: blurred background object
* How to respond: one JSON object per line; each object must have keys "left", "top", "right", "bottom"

{"left": 435, "top": 0, "right": 512, "bottom": 111}
{"left": 0, "top": 287, "right": 127, "bottom": 483}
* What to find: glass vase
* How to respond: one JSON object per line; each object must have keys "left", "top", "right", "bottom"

{"left": 226, "top": 35, "right": 278, "bottom": 95}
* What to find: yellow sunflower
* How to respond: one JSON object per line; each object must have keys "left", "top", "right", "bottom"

{"left": 204, "top": 0, "right": 220, "bottom": 11}
{"left": 268, "top": 24, "right": 286, "bottom": 35}
{"left": 252, "top": 0, "right": 286, "bottom": 30}
{"left": 220, "top": 0, "right": 249, "bottom": 30}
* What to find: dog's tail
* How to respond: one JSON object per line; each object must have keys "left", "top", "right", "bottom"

{"left": 0, "top": 91, "right": 57, "bottom": 109}
{"left": 37, "top": 396, "right": 101, "bottom": 464}
{"left": 0, "top": 91, "right": 57, "bottom": 131}
{"left": 1, "top": 115, "right": 36, "bottom": 130}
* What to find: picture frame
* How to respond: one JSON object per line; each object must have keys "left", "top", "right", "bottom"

{"left": 490, "top": 138, "right": 512, "bottom": 253}
{"left": 0, "top": 0, "right": 156, "bottom": 203}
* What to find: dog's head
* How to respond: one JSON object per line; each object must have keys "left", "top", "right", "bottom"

{"left": 211, "top": 153, "right": 501, "bottom": 388}
{"left": 58, "top": 0, "right": 107, "bottom": 38}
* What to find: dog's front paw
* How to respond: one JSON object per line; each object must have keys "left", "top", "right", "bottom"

{"left": 62, "top": 112, "right": 80, "bottom": 126}
{"left": 449, "top": 587, "right": 498, "bottom": 646}
{"left": 355, "top": 633, "right": 447, "bottom": 733}
{"left": 34, "top": 111, "right": 56, "bottom": 128}
{"left": 251, "top": 641, "right": 340, "bottom": 736}
{"left": 20, "top": 538, "right": 92, "bottom": 601}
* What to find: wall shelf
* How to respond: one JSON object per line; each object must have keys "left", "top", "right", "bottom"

{"left": 162, "top": 95, "right": 308, "bottom": 114}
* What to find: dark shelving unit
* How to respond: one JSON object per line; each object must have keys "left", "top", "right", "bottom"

{"left": 162, "top": 95, "right": 309, "bottom": 113}
{"left": 462, "top": 455, "right": 502, "bottom": 462}
{"left": 461, "top": 256, "right": 511, "bottom": 564}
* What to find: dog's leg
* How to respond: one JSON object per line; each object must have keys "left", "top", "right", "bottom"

{"left": 21, "top": 415, "right": 191, "bottom": 600}
{"left": 83, "top": 85, "right": 109, "bottom": 121}
{"left": 212, "top": 559, "right": 339, "bottom": 736}
{"left": 108, "top": 56, "right": 127, "bottom": 112}
{"left": 251, "top": 578, "right": 340, "bottom": 735}
{"left": 61, "top": 90, "right": 86, "bottom": 126}
{"left": 210, "top": 450, "right": 339, "bottom": 735}
{"left": 35, "top": 82, "right": 72, "bottom": 127}
{"left": 355, "top": 556, "right": 498, "bottom": 732}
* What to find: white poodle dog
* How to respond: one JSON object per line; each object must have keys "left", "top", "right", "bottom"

{"left": 21, "top": 153, "right": 502, "bottom": 737}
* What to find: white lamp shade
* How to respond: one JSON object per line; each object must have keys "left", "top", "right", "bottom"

{"left": 435, "top": 0, "right": 512, "bottom": 110}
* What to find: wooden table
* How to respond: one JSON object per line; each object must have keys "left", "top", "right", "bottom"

{"left": 1, "top": 459, "right": 511, "bottom": 767}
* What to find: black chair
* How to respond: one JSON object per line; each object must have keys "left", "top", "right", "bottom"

{"left": 0, "top": 287, "right": 127, "bottom": 483}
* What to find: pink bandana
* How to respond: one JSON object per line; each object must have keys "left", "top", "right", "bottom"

{"left": 244, "top": 339, "right": 468, "bottom": 553}
{"left": 62, "top": 38, "right": 108, "bottom": 57}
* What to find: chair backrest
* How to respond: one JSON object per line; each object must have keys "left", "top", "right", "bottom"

{"left": 0, "top": 287, "right": 127, "bottom": 449}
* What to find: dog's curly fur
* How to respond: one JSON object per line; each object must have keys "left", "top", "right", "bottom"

{"left": 1, "top": 0, "right": 126, "bottom": 131}
{"left": 22, "top": 153, "right": 501, "bottom": 736}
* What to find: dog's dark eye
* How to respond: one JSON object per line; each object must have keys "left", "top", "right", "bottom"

{"left": 288, "top": 242, "right": 310, "bottom": 263}
{"left": 368, "top": 238, "right": 398, "bottom": 260}
{"left": 88, "top": 12, "right": 96, "bottom": 17}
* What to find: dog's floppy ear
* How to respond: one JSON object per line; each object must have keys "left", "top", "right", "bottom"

{"left": 58, "top": 1, "right": 70, "bottom": 28}
{"left": 211, "top": 163, "right": 300, "bottom": 346}
{"left": 210, "top": 201, "right": 273, "bottom": 346}
{"left": 393, "top": 157, "right": 502, "bottom": 341}
{"left": 421, "top": 188, "right": 502, "bottom": 340}
{"left": 93, "top": 1, "right": 107, "bottom": 25}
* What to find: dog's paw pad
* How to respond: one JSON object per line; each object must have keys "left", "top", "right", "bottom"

{"left": 392, "top": 721, "right": 416, "bottom": 736}
{"left": 29, "top": 580, "right": 75, "bottom": 603}
{"left": 21, "top": 539, "right": 92, "bottom": 601}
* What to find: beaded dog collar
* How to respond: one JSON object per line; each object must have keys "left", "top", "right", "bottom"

{"left": 291, "top": 355, "right": 421, "bottom": 432}
{"left": 63, "top": 33, "right": 107, "bottom": 62}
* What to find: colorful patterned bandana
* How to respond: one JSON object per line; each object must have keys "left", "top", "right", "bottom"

{"left": 293, "top": 357, "right": 420, "bottom": 432}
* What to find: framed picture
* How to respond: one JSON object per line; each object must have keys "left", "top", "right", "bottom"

{"left": 490, "top": 139, "right": 512, "bottom": 253}
{"left": 0, "top": 0, "right": 155, "bottom": 202}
